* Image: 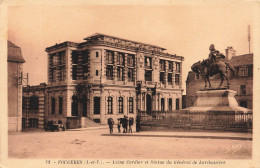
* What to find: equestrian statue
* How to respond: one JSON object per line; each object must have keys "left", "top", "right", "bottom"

{"left": 191, "top": 44, "right": 236, "bottom": 88}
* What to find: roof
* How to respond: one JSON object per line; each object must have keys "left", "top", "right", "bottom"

{"left": 45, "top": 41, "right": 79, "bottom": 52}
{"left": 83, "top": 33, "right": 167, "bottom": 50}
{"left": 228, "top": 54, "right": 253, "bottom": 67}
{"left": 7, "top": 41, "right": 25, "bottom": 63}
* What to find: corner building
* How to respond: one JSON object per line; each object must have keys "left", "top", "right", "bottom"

{"left": 45, "top": 33, "right": 184, "bottom": 128}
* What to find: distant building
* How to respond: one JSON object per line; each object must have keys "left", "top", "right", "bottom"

{"left": 186, "top": 47, "right": 253, "bottom": 109}
{"left": 8, "top": 41, "right": 25, "bottom": 132}
{"left": 23, "top": 33, "right": 184, "bottom": 129}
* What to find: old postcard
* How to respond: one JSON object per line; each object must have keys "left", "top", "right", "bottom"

{"left": 1, "top": 0, "right": 260, "bottom": 168}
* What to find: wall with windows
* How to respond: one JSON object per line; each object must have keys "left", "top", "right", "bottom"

{"left": 87, "top": 88, "right": 136, "bottom": 124}
{"left": 22, "top": 83, "right": 46, "bottom": 129}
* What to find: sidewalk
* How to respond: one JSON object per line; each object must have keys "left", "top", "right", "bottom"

{"left": 102, "top": 130, "right": 252, "bottom": 141}
{"left": 66, "top": 125, "right": 108, "bottom": 131}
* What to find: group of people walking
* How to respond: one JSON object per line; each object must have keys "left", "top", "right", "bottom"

{"left": 108, "top": 115, "right": 137, "bottom": 134}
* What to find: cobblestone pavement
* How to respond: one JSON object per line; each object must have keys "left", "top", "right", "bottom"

{"left": 8, "top": 128, "right": 252, "bottom": 159}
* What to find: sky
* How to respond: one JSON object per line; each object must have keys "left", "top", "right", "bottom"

{"left": 7, "top": 3, "right": 256, "bottom": 93}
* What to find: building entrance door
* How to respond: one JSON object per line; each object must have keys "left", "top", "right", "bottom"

{"left": 146, "top": 94, "right": 152, "bottom": 112}
{"left": 94, "top": 97, "right": 100, "bottom": 114}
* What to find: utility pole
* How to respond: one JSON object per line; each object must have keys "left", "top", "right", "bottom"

{"left": 248, "top": 25, "right": 251, "bottom": 54}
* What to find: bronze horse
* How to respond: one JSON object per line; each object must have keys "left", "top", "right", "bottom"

{"left": 191, "top": 59, "right": 236, "bottom": 88}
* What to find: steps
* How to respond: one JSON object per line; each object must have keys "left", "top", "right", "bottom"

{"left": 83, "top": 118, "right": 104, "bottom": 128}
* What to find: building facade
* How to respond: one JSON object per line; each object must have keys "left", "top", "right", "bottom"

{"left": 23, "top": 33, "right": 184, "bottom": 129}
{"left": 186, "top": 47, "right": 253, "bottom": 109}
{"left": 22, "top": 83, "right": 47, "bottom": 129}
{"left": 8, "top": 41, "right": 25, "bottom": 132}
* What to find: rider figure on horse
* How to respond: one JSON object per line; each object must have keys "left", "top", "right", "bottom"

{"left": 208, "top": 44, "right": 225, "bottom": 64}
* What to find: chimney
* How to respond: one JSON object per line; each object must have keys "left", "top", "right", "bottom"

{"left": 225, "top": 46, "right": 236, "bottom": 60}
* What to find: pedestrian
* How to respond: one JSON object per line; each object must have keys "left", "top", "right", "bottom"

{"left": 129, "top": 117, "right": 133, "bottom": 133}
{"left": 117, "top": 118, "right": 121, "bottom": 133}
{"left": 123, "top": 115, "right": 128, "bottom": 133}
{"left": 108, "top": 118, "right": 114, "bottom": 134}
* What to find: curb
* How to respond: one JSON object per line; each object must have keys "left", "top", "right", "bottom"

{"left": 102, "top": 133, "right": 252, "bottom": 141}
{"left": 66, "top": 126, "right": 108, "bottom": 131}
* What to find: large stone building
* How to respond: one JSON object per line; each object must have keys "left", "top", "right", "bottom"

{"left": 23, "top": 33, "right": 184, "bottom": 129}
{"left": 8, "top": 41, "right": 25, "bottom": 132}
{"left": 186, "top": 47, "right": 253, "bottom": 109}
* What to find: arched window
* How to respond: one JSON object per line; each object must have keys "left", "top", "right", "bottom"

{"left": 51, "top": 97, "right": 55, "bottom": 114}
{"left": 169, "top": 98, "right": 172, "bottom": 111}
{"left": 118, "top": 97, "right": 123, "bottom": 113}
{"left": 71, "top": 95, "right": 78, "bottom": 116}
{"left": 161, "top": 98, "right": 165, "bottom": 112}
{"left": 59, "top": 97, "right": 63, "bottom": 114}
{"left": 107, "top": 97, "right": 113, "bottom": 114}
{"left": 129, "top": 97, "right": 133, "bottom": 113}
{"left": 176, "top": 98, "right": 180, "bottom": 110}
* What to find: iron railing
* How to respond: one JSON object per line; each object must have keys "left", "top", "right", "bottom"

{"left": 138, "top": 110, "right": 252, "bottom": 131}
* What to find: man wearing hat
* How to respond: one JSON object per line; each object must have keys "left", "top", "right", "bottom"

{"left": 208, "top": 44, "right": 225, "bottom": 63}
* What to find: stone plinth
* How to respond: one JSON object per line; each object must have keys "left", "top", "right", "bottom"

{"left": 185, "top": 88, "right": 251, "bottom": 113}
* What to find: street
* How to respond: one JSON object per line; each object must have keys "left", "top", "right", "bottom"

{"left": 8, "top": 128, "right": 252, "bottom": 159}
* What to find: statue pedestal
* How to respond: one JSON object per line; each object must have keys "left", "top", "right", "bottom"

{"left": 185, "top": 88, "right": 251, "bottom": 113}
{"left": 182, "top": 89, "right": 252, "bottom": 130}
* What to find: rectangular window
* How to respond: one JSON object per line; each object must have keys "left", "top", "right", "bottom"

{"left": 51, "top": 68, "right": 56, "bottom": 82}
{"left": 51, "top": 97, "right": 55, "bottom": 114}
{"left": 117, "top": 53, "right": 124, "bottom": 65}
{"left": 240, "top": 101, "right": 247, "bottom": 108}
{"left": 72, "top": 50, "right": 78, "bottom": 64}
{"left": 127, "top": 54, "right": 134, "bottom": 67}
{"left": 168, "top": 73, "right": 173, "bottom": 85}
{"left": 240, "top": 67, "right": 248, "bottom": 76}
{"left": 129, "top": 97, "right": 133, "bottom": 113}
{"left": 58, "top": 67, "right": 62, "bottom": 81}
{"left": 96, "top": 70, "right": 99, "bottom": 76}
{"left": 118, "top": 97, "right": 123, "bottom": 113}
{"left": 176, "top": 62, "right": 180, "bottom": 73}
{"left": 128, "top": 68, "right": 134, "bottom": 81}
{"left": 160, "top": 72, "right": 165, "bottom": 83}
{"left": 117, "top": 67, "right": 124, "bottom": 81}
{"left": 168, "top": 62, "right": 173, "bottom": 72}
{"left": 145, "top": 70, "right": 152, "bottom": 81}
{"left": 82, "top": 50, "right": 89, "bottom": 63}
{"left": 175, "top": 74, "right": 180, "bottom": 85}
{"left": 29, "top": 96, "right": 39, "bottom": 111}
{"left": 107, "top": 97, "right": 113, "bottom": 114}
{"left": 83, "top": 65, "right": 88, "bottom": 79}
{"left": 72, "top": 65, "right": 77, "bottom": 80}
{"left": 145, "top": 57, "right": 152, "bottom": 69}
{"left": 160, "top": 60, "right": 165, "bottom": 71}
{"left": 59, "top": 97, "right": 63, "bottom": 114}
{"left": 240, "top": 85, "right": 246, "bottom": 95}
{"left": 50, "top": 68, "right": 54, "bottom": 82}
{"left": 96, "top": 52, "right": 99, "bottom": 57}
{"left": 106, "top": 50, "right": 114, "bottom": 64}
{"left": 94, "top": 97, "right": 100, "bottom": 114}
{"left": 106, "top": 65, "right": 113, "bottom": 80}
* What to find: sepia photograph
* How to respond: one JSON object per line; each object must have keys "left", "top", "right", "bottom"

{"left": 1, "top": 0, "right": 260, "bottom": 168}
